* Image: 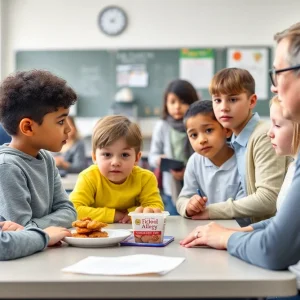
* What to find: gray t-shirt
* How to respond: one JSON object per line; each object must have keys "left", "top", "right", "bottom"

{"left": 0, "top": 145, "right": 77, "bottom": 228}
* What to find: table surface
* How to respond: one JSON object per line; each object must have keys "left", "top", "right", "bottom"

{"left": 0, "top": 217, "right": 297, "bottom": 299}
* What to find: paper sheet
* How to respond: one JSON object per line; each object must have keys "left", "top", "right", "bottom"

{"left": 62, "top": 254, "right": 185, "bottom": 276}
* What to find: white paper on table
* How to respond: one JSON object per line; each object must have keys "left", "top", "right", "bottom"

{"left": 61, "top": 254, "right": 185, "bottom": 276}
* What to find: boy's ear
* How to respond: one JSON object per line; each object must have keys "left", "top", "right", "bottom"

{"left": 19, "top": 118, "right": 35, "bottom": 136}
{"left": 135, "top": 151, "right": 142, "bottom": 165}
{"left": 224, "top": 128, "right": 233, "bottom": 139}
{"left": 249, "top": 94, "right": 257, "bottom": 109}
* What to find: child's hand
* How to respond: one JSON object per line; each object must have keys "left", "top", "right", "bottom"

{"left": 114, "top": 210, "right": 127, "bottom": 222}
{"left": 186, "top": 195, "right": 207, "bottom": 217}
{"left": 170, "top": 168, "right": 185, "bottom": 181}
{"left": 43, "top": 226, "right": 71, "bottom": 246}
{"left": 119, "top": 213, "right": 132, "bottom": 224}
{"left": 135, "top": 206, "right": 162, "bottom": 213}
{"left": 191, "top": 209, "right": 209, "bottom": 220}
{"left": 0, "top": 221, "right": 24, "bottom": 231}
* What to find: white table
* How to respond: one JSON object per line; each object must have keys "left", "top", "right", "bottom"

{"left": 60, "top": 174, "right": 79, "bottom": 191}
{"left": 0, "top": 217, "right": 296, "bottom": 299}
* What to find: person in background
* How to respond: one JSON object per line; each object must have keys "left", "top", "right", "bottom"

{"left": 0, "top": 123, "right": 11, "bottom": 145}
{"left": 70, "top": 115, "right": 164, "bottom": 224}
{"left": 53, "top": 116, "right": 86, "bottom": 173}
{"left": 148, "top": 79, "right": 199, "bottom": 215}
{"left": 176, "top": 100, "right": 244, "bottom": 218}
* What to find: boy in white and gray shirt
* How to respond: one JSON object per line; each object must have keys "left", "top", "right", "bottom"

{"left": 176, "top": 100, "right": 245, "bottom": 218}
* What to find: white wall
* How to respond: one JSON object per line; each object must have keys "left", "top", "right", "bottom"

{"left": 1, "top": 0, "right": 300, "bottom": 77}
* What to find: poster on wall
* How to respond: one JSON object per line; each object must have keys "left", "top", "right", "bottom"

{"left": 116, "top": 64, "right": 149, "bottom": 87}
{"left": 227, "top": 48, "right": 269, "bottom": 100}
{"left": 179, "top": 49, "right": 215, "bottom": 89}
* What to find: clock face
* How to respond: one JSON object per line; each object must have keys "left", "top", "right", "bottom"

{"left": 98, "top": 6, "right": 127, "bottom": 36}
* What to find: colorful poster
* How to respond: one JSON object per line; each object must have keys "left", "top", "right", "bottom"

{"left": 227, "top": 48, "right": 269, "bottom": 100}
{"left": 179, "top": 49, "right": 215, "bottom": 89}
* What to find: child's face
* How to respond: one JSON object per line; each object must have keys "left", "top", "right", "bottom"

{"left": 212, "top": 92, "right": 257, "bottom": 135}
{"left": 32, "top": 107, "right": 71, "bottom": 152}
{"left": 166, "top": 93, "right": 190, "bottom": 120}
{"left": 268, "top": 103, "right": 294, "bottom": 156}
{"left": 186, "top": 113, "right": 231, "bottom": 164}
{"left": 92, "top": 137, "right": 141, "bottom": 184}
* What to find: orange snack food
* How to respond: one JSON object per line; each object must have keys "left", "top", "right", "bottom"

{"left": 72, "top": 217, "right": 108, "bottom": 238}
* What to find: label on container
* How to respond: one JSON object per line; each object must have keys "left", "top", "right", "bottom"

{"left": 132, "top": 215, "right": 166, "bottom": 243}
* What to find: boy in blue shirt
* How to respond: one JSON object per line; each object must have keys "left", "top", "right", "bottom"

{"left": 176, "top": 100, "right": 244, "bottom": 217}
{"left": 0, "top": 70, "right": 77, "bottom": 228}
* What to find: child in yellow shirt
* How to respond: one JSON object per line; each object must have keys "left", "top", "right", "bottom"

{"left": 70, "top": 115, "right": 164, "bottom": 223}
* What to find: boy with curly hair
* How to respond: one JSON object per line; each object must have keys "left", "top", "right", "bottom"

{"left": 0, "top": 70, "right": 77, "bottom": 228}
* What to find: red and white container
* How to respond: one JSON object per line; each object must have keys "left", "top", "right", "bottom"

{"left": 128, "top": 211, "right": 170, "bottom": 243}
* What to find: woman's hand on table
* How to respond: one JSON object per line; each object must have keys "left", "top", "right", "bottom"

{"left": 180, "top": 222, "right": 236, "bottom": 250}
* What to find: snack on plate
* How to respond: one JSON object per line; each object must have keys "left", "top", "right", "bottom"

{"left": 71, "top": 218, "right": 108, "bottom": 238}
{"left": 128, "top": 211, "right": 169, "bottom": 244}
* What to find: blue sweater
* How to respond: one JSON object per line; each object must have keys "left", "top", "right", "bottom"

{"left": 228, "top": 155, "right": 300, "bottom": 270}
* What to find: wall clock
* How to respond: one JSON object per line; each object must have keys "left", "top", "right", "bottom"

{"left": 98, "top": 6, "right": 127, "bottom": 36}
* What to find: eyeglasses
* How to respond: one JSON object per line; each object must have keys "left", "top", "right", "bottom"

{"left": 269, "top": 64, "right": 300, "bottom": 87}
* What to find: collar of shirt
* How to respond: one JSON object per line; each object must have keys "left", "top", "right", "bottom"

{"left": 204, "top": 154, "right": 236, "bottom": 171}
{"left": 231, "top": 112, "right": 260, "bottom": 148}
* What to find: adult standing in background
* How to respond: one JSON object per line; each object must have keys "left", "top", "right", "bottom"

{"left": 181, "top": 22, "right": 300, "bottom": 277}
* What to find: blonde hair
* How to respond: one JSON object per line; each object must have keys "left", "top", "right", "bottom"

{"left": 209, "top": 68, "right": 255, "bottom": 97}
{"left": 270, "top": 95, "right": 300, "bottom": 156}
{"left": 92, "top": 115, "right": 143, "bottom": 154}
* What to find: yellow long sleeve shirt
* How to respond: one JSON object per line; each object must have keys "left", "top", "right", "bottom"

{"left": 70, "top": 165, "right": 164, "bottom": 223}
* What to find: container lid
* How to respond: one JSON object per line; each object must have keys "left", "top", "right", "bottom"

{"left": 128, "top": 211, "right": 170, "bottom": 217}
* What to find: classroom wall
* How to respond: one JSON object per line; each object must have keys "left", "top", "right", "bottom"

{"left": 1, "top": 0, "right": 300, "bottom": 78}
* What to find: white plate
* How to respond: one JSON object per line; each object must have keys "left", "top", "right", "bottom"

{"left": 63, "top": 229, "right": 131, "bottom": 248}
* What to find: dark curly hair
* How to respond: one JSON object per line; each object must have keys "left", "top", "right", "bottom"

{"left": 0, "top": 70, "right": 77, "bottom": 135}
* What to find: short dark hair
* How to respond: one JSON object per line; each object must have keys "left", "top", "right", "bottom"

{"left": 162, "top": 79, "right": 199, "bottom": 119}
{"left": 0, "top": 70, "right": 77, "bottom": 135}
{"left": 184, "top": 100, "right": 216, "bottom": 124}
{"left": 209, "top": 68, "right": 255, "bottom": 97}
